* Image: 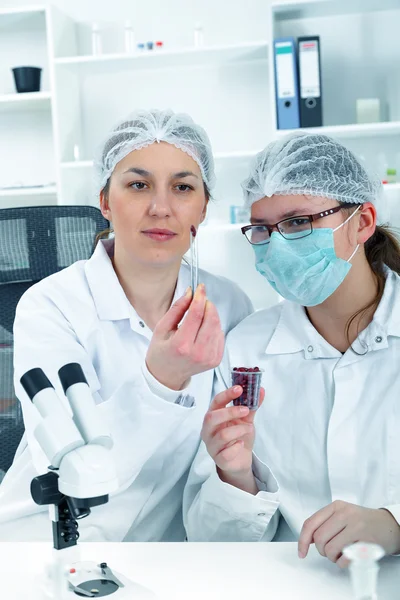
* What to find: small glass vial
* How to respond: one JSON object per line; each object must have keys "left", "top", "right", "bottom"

{"left": 91, "top": 23, "right": 102, "bottom": 55}
{"left": 124, "top": 20, "right": 135, "bottom": 54}
{"left": 155, "top": 41, "right": 164, "bottom": 50}
{"left": 194, "top": 22, "right": 204, "bottom": 47}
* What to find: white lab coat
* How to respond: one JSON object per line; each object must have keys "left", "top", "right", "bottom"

{"left": 0, "top": 239, "right": 253, "bottom": 542}
{"left": 184, "top": 267, "right": 400, "bottom": 542}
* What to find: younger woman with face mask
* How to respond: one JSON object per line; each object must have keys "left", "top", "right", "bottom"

{"left": 184, "top": 133, "right": 400, "bottom": 567}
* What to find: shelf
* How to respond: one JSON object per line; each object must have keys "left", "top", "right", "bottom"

{"left": 61, "top": 160, "right": 94, "bottom": 169}
{"left": 214, "top": 150, "right": 260, "bottom": 161}
{"left": 272, "top": 0, "right": 400, "bottom": 21}
{"left": 54, "top": 41, "right": 269, "bottom": 72}
{"left": 0, "top": 185, "right": 57, "bottom": 198}
{"left": 62, "top": 151, "right": 261, "bottom": 171}
{"left": 274, "top": 122, "right": 400, "bottom": 140}
{"left": 0, "top": 5, "right": 46, "bottom": 30}
{"left": 383, "top": 183, "right": 400, "bottom": 192}
{"left": 0, "top": 92, "right": 52, "bottom": 113}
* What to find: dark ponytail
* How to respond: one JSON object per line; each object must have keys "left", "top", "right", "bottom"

{"left": 365, "top": 225, "right": 400, "bottom": 277}
{"left": 343, "top": 203, "right": 400, "bottom": 346}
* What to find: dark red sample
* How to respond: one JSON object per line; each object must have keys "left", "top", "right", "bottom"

{"left": 231, "top": 367, "right": 262, "bottom": 410}
{"left": 190, "top": 225, "right": 197, "bottom": 238}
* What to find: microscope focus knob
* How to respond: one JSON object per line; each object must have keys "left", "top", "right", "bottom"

{"left": 31, "top": 471, "right": 64, "bottom": 506}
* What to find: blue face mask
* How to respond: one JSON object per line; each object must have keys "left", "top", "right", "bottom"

{"left": 254, "top": 207, "right": 361, "bottom": 307}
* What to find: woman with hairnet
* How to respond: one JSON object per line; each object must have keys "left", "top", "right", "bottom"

{"left": 0, "top": 109, "right": 253, "bottom": 542}
{"left": 184, "top": 132, "right": 400, "bottom": 565}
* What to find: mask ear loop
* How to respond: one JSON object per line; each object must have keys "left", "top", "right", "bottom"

{"left": 332, "top": 204, "right": 362, "bottom": 263}
{"left": 347, "top": 243, "right": 360, "bottom": 263}
{"left": 333, "top": 204, "right": 362, "bottom": 233}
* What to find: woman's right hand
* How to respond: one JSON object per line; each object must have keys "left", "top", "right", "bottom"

{"left": 201, "top": 386, "right": 265, "bottom": 494}
{"left": 146, "top": 283, "right": 225, "bottom": 391}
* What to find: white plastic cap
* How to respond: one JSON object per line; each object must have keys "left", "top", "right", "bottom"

{"left": 343, "top": 543, "right": 385, "bottom": 600}
{"left": 343, "top": 542, "right": 385, "bottom": 563}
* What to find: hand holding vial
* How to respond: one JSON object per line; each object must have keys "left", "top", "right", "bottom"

{"left": 146, "top": 283, "right": 224, "bottom": 391}
{"left": 201, "top": 375, "right": 265, "bottom": 495}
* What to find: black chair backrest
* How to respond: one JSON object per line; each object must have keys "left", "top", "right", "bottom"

{"left": 0, "top": 205, "right": 109, "bottom": 477}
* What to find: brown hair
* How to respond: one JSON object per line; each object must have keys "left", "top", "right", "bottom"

{"left": 95, "top": 178, "right": 113, "bottom": 245}
{"left": 95, "top": 176, "right": 212, "bottom": 246}
{"left": 340, "top": 203, "right": 400, "bottom": 346}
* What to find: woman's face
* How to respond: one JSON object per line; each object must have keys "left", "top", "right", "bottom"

{"left": 251, "top": 194, "right": 376, "bottom": 260}
{"left": 100, "top": 142, "right": 208, "bottom": 267}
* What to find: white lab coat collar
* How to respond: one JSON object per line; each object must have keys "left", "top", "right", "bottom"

{"left": 265, "top": 300, "right": 341, "bottom": 359}
{"left": 84, "top": 239, "right": 189, "bottom": 334}
{"left": 85, "top": 239, "right": 131, "bottom": 322}
{"left": 265, "top": 267, "right": 400, "bottom": 360}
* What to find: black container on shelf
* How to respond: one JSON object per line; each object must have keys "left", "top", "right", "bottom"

{"left": 12, "top": 66, "right": 42, "bottom": 93}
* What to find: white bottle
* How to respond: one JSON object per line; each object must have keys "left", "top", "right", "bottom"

{"left": 91, "top": 23, "right": 102, "bottom": 56}
{"left": 194, "top": 22, "right": 204, "bottom": 47}
{"left": 343, "top": 542, "right": 384, "bottom": 600}
{"left": 124, "top": 20, "right": 135, "bottom": 54}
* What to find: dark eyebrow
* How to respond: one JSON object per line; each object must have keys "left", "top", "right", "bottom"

{"left": 279, "top": 209, "right": 311, "bottom": 219}
{"left": 251, "top": 209, "right": 311, "bottom": 225}
{"left": 173, "top": 171, "right": 199, "bottom": 179}
{"left": 122, "top": 167, "right": 151, "bottom": 176}
{"left": 250, "top": 218, "right": 268, "bottom": 224}
{"left": 122, "top": 168, "right": 199, "bottom": 180}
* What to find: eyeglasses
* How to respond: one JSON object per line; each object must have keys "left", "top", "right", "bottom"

{"left": 241, "top": 205, "right": 349, "bottom": 246}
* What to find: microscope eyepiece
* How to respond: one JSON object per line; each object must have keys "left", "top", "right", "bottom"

{"left": 58, "top": 363, "right": 88, "bottom": 393}
{"left": 20, "top": 368, "right": 53, "bottom": 401}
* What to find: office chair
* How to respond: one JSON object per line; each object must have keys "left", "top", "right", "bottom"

{"left": 0, "top": 205, "right": 108, "bottom": 480}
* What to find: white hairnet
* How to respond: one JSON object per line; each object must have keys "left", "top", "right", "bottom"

{"left": 242, "top": 132, "right": 384, "bottom": 219}
{"left": 95, "top": 108, "right": 216, "bottom": 194}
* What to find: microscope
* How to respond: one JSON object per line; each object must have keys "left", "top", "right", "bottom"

{"left": 21, "top": 363, "right": 155, "bottom": 599}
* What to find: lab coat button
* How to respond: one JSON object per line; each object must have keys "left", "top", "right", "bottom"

{"left": 139, "top": 321, "right": 145, "bottom": 328}
{"left": 375, "top": 336, "right": 383, "bottom": 343}
{"left": 258, "top": 513, "right": 266, "bottom": 517}
{"left": 307, "top": 345, "right": 313, "bottom": 352}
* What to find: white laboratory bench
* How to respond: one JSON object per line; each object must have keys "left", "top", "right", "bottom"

{"left": 0, "top": 541, "right": 399, "bottom": 599}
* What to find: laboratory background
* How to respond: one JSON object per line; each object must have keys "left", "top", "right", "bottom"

{"left": 0, "top": 0, "right": 399, "bottom": 310}
{"left": 0, "top": 1, "right": 400, "bottom": 598}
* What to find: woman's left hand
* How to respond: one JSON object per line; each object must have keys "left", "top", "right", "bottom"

{"left": 298, "top": 500, "right": 400, "bottom": 567}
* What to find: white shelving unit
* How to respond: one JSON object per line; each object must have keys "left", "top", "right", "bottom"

{"left": 269, "top": 0, "right": 400, "bottom": 189}
{"left": 0, "top": 4, "right": 270, "bottom": 217}
{"left": 275, "top": 121, "right": 400, "bottom": 140}
{"left": 0, "top": 5, "right": 57, "bottom": 208}
{"left": 54, "top": 41, "right": 269, "bottom": 70}
{"left": 1, "top": 1, "right": 400, "bottom": 225}
{"left": 0, "top": 185, "right": 57, "bottom": 197}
